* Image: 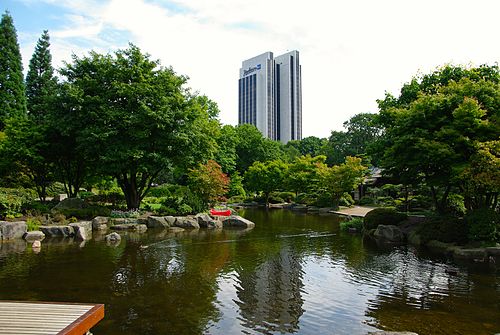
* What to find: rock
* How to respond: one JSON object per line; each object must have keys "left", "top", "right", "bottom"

{"left": 165, "top": 216, "right": 177, "bottom": 226}
{"left": 486, "top": 247, "right": 500, "bottom": 256}
{"left": 69, "top": 222, "right": 92, "bottom": 241}
{"left": 52, "top": 197, "right": 85, "bottom": 210}
{"left": 0, "top": 221, "right": 27, "bottom": 240}
{"left": 32, "top": 240, "right": 41, "bottom": 248}
{"left": 373, "top": 225, "right": 404, "bottom": 243}
{"left": 91, "top": 217, "right": 109, "bottom": 230}
{"left": 110, "top": 218, "right": 138, "bottom": 225}
{"left": 426, "top": 240, "right": 457, "bottom": 255}
{"left": 222, "top": 215, "right": 256, "bottom": 228}
{"left": 453, "top": 248, "right": 486, "bottom": 260}
{"left": 291, "top": 204, "right": 308, "bottom": 211}
{"left": 307, "top": 206, "right": 320, "bottom": 212}
{"left": 24, "top": 231, "right": 45, "bottom": 242}
{"left": 195, "top": 213, "right": 221, "bottom": 228}
{"left": 168, "top": 227, "right": 185, "bottom": 232}
{"left": 319, "top": 207, "right": 334, "bottom": 214}
{"left": 174, "top": 217, "right": 200, "bottom": 229}
{"left": 105, "top": 232, "right": 121, "bottom": 242}
{"left": 110, "top": 224, "right": 147, "bottom": 232}
{"left": 407, "top": 231, "right": 421, "bottom": 246}
{"left": 39, "top": 225, "right": 75, "bottom": 237}
{"left": 147, "top": 216, "right": 170, "bottom": 229}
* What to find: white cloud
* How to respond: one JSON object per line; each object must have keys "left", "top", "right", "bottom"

{"left": 23, "top": 0, "right": 500, "bottom": 138}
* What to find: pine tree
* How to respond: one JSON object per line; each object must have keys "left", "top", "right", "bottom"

{"left": 0, "top": 11, "right": 26, "bottom": 129}
{"left": 26, "top": 30, "right": 57, "bottom": 120}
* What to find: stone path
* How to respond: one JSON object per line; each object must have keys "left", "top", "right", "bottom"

{"left": 332, "top": 206, "right": 376, "bottom": 218}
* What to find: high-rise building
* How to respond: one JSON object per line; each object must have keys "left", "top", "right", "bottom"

{"left": 238, "top": 50, "right": 302, "bottom": 143}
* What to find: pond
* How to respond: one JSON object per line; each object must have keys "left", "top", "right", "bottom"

{"left": 0, "top": 209, "right": 499, "bottom": 334}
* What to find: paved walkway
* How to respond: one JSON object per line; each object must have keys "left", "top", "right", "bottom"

{"left": 332, "top": 206, "right": 376, "bottom": 218}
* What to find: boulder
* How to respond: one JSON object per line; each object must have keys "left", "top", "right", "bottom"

{"left": 110, "top": 224, "right": 148, "bottom": 232}
{"left": 291, "top": 204, "right": 308, "bottom": 211}
{"left": 24, "top": 231, "right": 45, "bottom": 242}
{"left": 147, "top": 216, "right": 170, "bottom": 229}
{"left": 52, "top": 197, "right": 85, "bottom": 210}
{"left": 222, "top": 215, "right": 256, "bottom": 228}
{"left": 453, "top": 248, "right": 486, "bottom": 260}
{"left": 69, "top": 222, "right": 92, "bottom": 241}
{"left": 110, "top": 218, "right": 138, "bottom": 225}
{"left": 92, "top": 217, "right": 109, "bottom": 230}
{"left": 195, "top": 213, "right": 221, "bottom": 229}
{"left": 373, "top": 225, "right": 404, "bottom": 243}
{"left": 486, "top": 247, "right": 500, "bottom": 256}
{"left": 39, "top": 225, "right": 75, "bottom": 237}
{"left": 165, "top": 216, "right": 177, "bottom": 226}
{"left": 174, "top": 217, "right": 200, "bottom": 229}
{"left": 0, "top": 221, "right": 27, "bottom": 240}
{"left": 105, "top": 232, "right": 121, "bottom": 242}
{"left": 407, "top": 231, "right": 422, "bottom": 246}
{"left": 168, "top": 227, "right": 185, "bottom": 232}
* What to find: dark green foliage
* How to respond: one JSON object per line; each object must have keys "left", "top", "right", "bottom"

{"left": 55, "top": 206, "right": 111, "bottom": 220}
{"left": 358, "top": 196, "right": 376, "bottom": 206}
{"left": 159, "top": 185, "right": 206, "bottom": 215}
{"left": 339, "top": 193, "right": 355, "bottom": 207}
{"left": 277, "top": 191, "right": 295, "bottom": 203}
{"left": 0, "top": 187, "right": 36, "bottom": 217}
{"left": 363, "top": 208, "right": 407, "bottom": 230}
{"left": 446, "top": 193, "right": 466, "bottom": 216}
{"left": 26, "top": 30, "right": 57, "bottom": 121}
{"left": 466, "top": 208, "right": 500, "bottom": 243}
{"left": 0, "top": 11, "right": 26, "bottom": 128}
{"left": 418, "top": 216, "right": 469, "bottom": 244}
{"left": 148, "top": 184, "right": 172, "bottom": 198}
{"left": 340, "top": 217, "right": 363, "bottom": 232}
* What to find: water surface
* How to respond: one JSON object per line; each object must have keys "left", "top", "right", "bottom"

{"left": 0, "top": 209, "right": 498, "bottom": 334}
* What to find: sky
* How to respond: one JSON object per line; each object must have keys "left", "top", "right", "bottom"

{"left": 3, "top": 0, "right": 500, "bottom": 138}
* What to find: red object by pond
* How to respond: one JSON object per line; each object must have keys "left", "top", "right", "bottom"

{"left": 210, "top": 209, "right": 231, "bottom": 216}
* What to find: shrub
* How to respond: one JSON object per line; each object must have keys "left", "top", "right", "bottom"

{"left": 148, "top": 184, "right": 172, "bottom": 198}
{"left": 418, "top": 216, "right": 468, "bottom": 244}
{"left": 26, "top": 217, "right": 42, "bottom": 231}
{"left": 0, "top": 188, "right": 36, "bottom": 218}
{"left": 376, "top": 196, "right": 396, "bottom": 207}
{"left": 363, "top": 208, "right": 408, "bottom": 230}
{"left": 56, "top": 206, "right": 111, "bottom": 220}
{"left": 339, "top": 217, "right": 363, "bottom": 232}
{"left": 78, "top": 191, "right": 95, "bottom": 200}
{"left": 277, "top": 192, "right": 295, "bottom": 203}
{"left": 24, "top": 201, "right": 51, "bottom": 215}
{"left": 339, "top": 193, "right": 354, "bottom": 207}
{"left": 358, "top": 196, "right": 376, "bottom": 206}
{"left": 268, "top": 195, "right": 284, "bottom": 204}
{"left": 466, "top": 208, "right": 500, "bottom": 243}
{"left": 160, "top": 185, "right": 206, "bottom": 214}
{"left": 446, "top": 193, "right": 466, "bottom": 217}
{"left": 227, "top": 195, "right": 245, "bottom": 204}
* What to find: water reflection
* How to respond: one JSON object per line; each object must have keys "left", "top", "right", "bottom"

{"left": 0, "top": 209, "right": 498, "bottom": 335}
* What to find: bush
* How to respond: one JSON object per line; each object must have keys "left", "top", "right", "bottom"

{"left": 418, "top": 216, "right": 468, "bottom": 244}
{"left": 56, "top": 206, "right": 111, "bottom": 220}
{"left": 0, "top": 188, "right": 36, "bottom": 218}
{"left": 24, "top": 201, "right": 51, "bottom": 215}
{"left": 159, "top": 185, "right": 206, "bottom": 215}
{"left": 148, "top": 184, "right": 172, "bottom": 198}
{"left": 376, "top": 196, "right": 396, "bottom": 207}
{"left": 26, "top": 217, "right": 42, "bottom": 231}
{"left": 339, "top": 193, "right": 354, "bottom": 207}
{"left": 363, "top": 208, "right": 408, "bottom": 230}
{"left": 268, "top": 195, "right": 284, "bottom": 204}
{"left": 277, "top": 192, "right": 295, "bottom": 203}
{"left": 339, "top": 217, "right": 363, "bottom": 232}
{"left": 466, "top": 209, "right": 500, "bottom": 243}
{"left": 227, "top": 195, "right": 245, "bottom": 204}
{"left": 78, "top": 191, "right": 95, "bottom": 200}
{"left": 358, "top": 196, "right": 376, "bottom": 206}
{"left": 446, "top": 193, "right": 466, "bottom": 216}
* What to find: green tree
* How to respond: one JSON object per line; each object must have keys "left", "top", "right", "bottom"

{"left": 0, "top": 11, "right": 26, "bottom": 128}
{"left": 324, "top": 113, "right": 381, "bottom": 165}
{"left": 286, "top": 155, "right": 326, "bottom": 196}
{"left": 59, "top": 44, "right": 218, "bottom": 209}
{"left": 320, "top": 156, "right": 367, "bottom": 209}
{"left": 214, "top": 125, "right": 238, "bottom": 174}
{"left": 26, "top": 30, "right": 57, "bottom": 120}
{"left": 244, "top": 160, "right": 288, "bottom": 207}
{"left": 375, "top": 65, "right": 500, "bottom": 212}
{"left": 188, "top": 160, "right": 229, "bottom": 205}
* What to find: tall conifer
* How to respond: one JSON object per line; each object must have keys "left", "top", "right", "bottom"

{"left": 0, "top": 11, "right": 26, "bottom": 129}
{"left": 26, "top": 30, "right": 57, "bottom": 120}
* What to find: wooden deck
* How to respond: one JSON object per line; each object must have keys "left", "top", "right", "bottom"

{"left": 0, "top": 301, "right": 104, "bottom": 335}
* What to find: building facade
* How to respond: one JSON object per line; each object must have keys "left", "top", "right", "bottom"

{"left": 238, "top": 50, "right": 302, "bottom": 143}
